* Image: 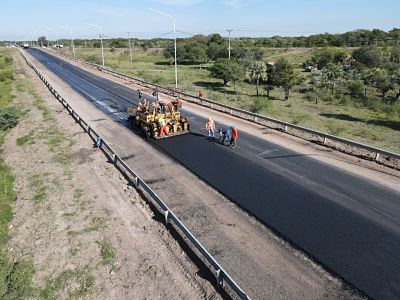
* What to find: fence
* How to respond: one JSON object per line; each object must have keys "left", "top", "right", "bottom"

{"left": 20, "top": 49, "right": 251, "bottom": 300}
{"left": 54, "top": 50, "right": 400, "bottom": 165}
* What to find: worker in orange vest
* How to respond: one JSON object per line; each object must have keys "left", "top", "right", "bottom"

{"left": 229, "top": 125, "right": 238, "bottom": 148}
{"left": 159, "top": 117, "right": 169, "bottom": 137}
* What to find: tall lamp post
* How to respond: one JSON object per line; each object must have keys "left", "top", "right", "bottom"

{"left": 60, "top": 26, "right": 76, "bottom": 59}
{"left": 150, "top": 8, "right": 178, "bottom": 89}
{"left": 86, "top": 22, "right": 105, "bottom": 66}
{"left": 46, "top": 27, "right": 59, "bottom": 52}
{"left": 127, "top": 31, "right": 133, "bottom": 62}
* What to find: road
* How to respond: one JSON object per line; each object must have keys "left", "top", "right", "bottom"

{"left": 28, "top": 48, "right": 400, "bottom": 300}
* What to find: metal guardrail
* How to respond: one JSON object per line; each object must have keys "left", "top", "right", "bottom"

{"left": 20, "top": 50, "right": 251, "bottom": 300}
{"left": 55, "top": 50, "right": 400, "bottom": 163}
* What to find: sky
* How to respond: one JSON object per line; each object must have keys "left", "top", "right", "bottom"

{"left": 1, "top": 0, "right": 399, "bottom": 41}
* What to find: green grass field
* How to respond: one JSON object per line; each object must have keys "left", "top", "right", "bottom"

{"left": 60, "top": 46, "right": 400, "bottom": 153}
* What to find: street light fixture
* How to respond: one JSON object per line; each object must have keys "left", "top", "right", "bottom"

{"left": 60, "top": 26, "right": 76, "bottom": 59}
{"left": 149, "top": 8, "right": 178, "bottom": 89}
{"left": 46, "top": 27, "right": 59, "bottom": 52}
{"left": 86, "top": 22, "right": 105, "bottom": 66}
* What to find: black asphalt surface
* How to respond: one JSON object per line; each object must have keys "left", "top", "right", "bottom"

{"left": 28, "top": 49, "right": 400, "bottom": 300}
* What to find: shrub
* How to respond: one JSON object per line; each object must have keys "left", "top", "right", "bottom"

{"left": 0, "top": 107, "right": 20, "bottom": 130}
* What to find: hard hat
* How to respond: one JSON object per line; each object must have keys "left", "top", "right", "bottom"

{"left": 230, "top": 124, "right": 235, "bottom": 129}
{"left": 208, "top": 117, "right": 212, "bottom": 122}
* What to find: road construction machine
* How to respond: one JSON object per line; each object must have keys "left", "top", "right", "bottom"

{"left": 127, "top": 99, "right": 189, "bottom": 139}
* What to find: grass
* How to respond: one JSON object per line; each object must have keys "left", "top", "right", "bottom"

{"left": 67, "top": 216, "right": 107, "bottom": 236}
{"left": 0, "top": 48, "right": 35, "bottom": 299}
{"left": 28, "top": 173, "right": 50, "bottom": 204}
{"left": 61, "top": 46, "right": 400, "bottom": 153}
{"left": 39, "top": 266, "right": 95, "bottom": 300}
{"left": 16, "top": 130, "right": 35, "bottom": 145}
{"left": 96, "top": 240, "right": 117, "bottom": 267}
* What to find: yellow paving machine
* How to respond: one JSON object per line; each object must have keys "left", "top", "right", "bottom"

{"left": 127, "top": 99, "right": 189, "bottom": 139}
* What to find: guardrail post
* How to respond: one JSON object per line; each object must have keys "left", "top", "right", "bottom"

{"left": 164, "top": 210, "right": 170, "bottom": 225}
{"left": 134, "top": 177, "right": 139, "bottom": 189}
{"left": 96, "top": 136, "right": 103, "bottom": 148}
{"left": 112, "top": 153, "right": 117, "bottom": 164}
{"left": 214, "top": 269, "right": 223, "bottom": 286}
{"left": 254, "top": 116, "right": 258, "bottom": 122}
{"left": 323, "top": 137, "right": 327, "bottom": 144}
{"left": 375, "top": 152, "right": 380, "bottom": 161}
{"left": 284, "top": 125, "right": 288, "bottom": 132}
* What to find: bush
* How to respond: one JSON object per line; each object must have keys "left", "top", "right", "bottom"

{"left": 347, "top": 81, "right": 365, "bottom": 99}
{"left": 0, "top": 107, "right": 20, "bottom": 130}
{"left": 249, "top": 98, "right": 267, "bottom": 113}
{"left": 0, "top": 69, "right": 13, "bottom": 82}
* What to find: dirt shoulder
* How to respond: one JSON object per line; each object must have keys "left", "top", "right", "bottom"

{"left": 23, "top": 50, "right": 368, "bottom": 299}
{"left": 5, "top": 50, "right": 218, "bottom": 299}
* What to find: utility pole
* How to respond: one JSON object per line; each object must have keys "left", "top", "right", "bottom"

{"left": 227, "top": 29, "right": 233, "bottom": 59}
{"left": 127, "top": 31, "right": 133, "bottom": 62}
{"left": 150, "top": 8, "right": 178, "bottom": 89}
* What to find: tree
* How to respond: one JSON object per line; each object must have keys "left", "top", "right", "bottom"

{"left": 37, "top": 36, "right": 47, "bottom": 47}
{"left": 249, "top": 61, "right": 266, "bottom": 96}
{"left": 270, "top": 58, "right": 297, "bottom": 100}
{"left": 210, "top": 58, "right": 242, "bottom": 87}
{"left": 352, "top": 46, "right": 385, "bottom": 68}
{"left": 320, "top": 63, "right": 344, "bottom": 93}
{"left": 184, "top": 43, "right": 208, "bottom": 63}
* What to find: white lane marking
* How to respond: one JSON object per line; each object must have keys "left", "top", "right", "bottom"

{"left": 72, "top": 84, "right": 126, "bottom": 120}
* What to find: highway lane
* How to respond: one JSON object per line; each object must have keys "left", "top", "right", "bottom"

{"left": 28, "top": 48, "right": 400, "bottom": 299}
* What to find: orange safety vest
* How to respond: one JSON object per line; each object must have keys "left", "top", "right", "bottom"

{"left": 231, "top": 128, "right": 238, "bottom": 139}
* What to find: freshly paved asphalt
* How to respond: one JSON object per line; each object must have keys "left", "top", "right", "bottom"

{"left": 28, "top": 48, "right": 400, "bottom": 300}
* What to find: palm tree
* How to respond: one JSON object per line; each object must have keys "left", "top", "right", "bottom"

{"left": 249, "top": 61, "right": 267, "bottom": 96}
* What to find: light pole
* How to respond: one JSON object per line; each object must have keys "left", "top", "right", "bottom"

{"left": 60, "top": 26, "right": 76, "bottom": 59}
{"left": 227, "top": 29, "right": 233, "bottom": 59}
{"left": 46, "top": 27, "right": 59, "bottom": 52}
{"left": 86, "top": 22, "right": 105, "bottom": 66}
{"left": 127, "top": 31, "right": 133, "bottom": 62}
{"left": 150, "top": 8, "right": 178, "bottom": 89}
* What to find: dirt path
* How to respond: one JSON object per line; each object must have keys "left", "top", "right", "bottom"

{"left": 4, "top": 50, "right": 219, "bottom": 299}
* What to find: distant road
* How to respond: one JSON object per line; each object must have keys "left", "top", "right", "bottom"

{"left": 28, "top": 48, "right": 400, "bottom": 300}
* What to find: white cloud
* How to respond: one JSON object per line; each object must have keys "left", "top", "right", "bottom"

{"left": 224, "top": 0, "right": 249, "bottom": 8}
{"left": 154, "top": 0, "right": 204, "bottom": 6}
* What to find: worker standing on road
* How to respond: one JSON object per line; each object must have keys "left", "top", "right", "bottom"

{"left": 158, "top": 117, "right": 169, "bottom": 137}
{"left": 138, "top": 89, "right": 143, "bottom": 99}
{"left": 229, "top": 125, "right": 238, "bottom": 148}
{"left": 206, "top": 117, "right": 216, "bottom": 138}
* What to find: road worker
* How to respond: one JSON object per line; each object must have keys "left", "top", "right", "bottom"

{"left": 152, "top": 90, "right": 159, "bottom": 100}
{"left": 172, "top": 98, "right": 182, "bottom": 111}
{"left": 158, "top": 117, "right": 169, "bottom": 137}
{"left": 206, "top": 117, "right": 215, "bottom": 138}
{"left": 218, "top": 127, "right": 230, "bottom": 145}
{"left": 229, "top": 125, "right": 238, "bottom": 148}
{"left": 159, "top": 99, "right": 166, "bottom": 113}
{"left": 137, "top": 89, "right": 143, "bottom": 99}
